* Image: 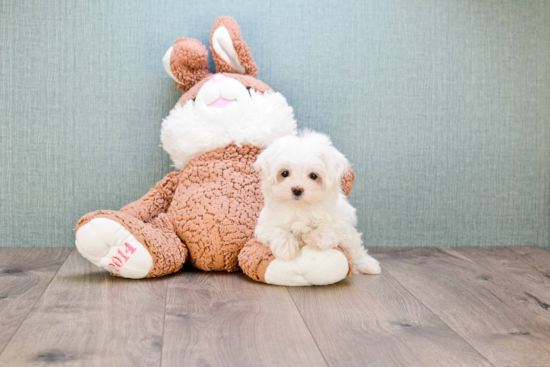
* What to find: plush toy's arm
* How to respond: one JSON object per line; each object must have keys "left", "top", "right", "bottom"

{"left": 341, "top": 167, "right": 355, "bottom": 197}
{"left": 120, "top": 170, "right": 181, "bottom": 223}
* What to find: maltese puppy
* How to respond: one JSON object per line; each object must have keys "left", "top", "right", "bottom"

{"left": 254, "top": 130, "right": 381, "bottom": 275}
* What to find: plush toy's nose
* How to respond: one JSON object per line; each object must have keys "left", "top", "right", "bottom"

{"left": 211, "top": 73, "right": 226, "bottom": 83}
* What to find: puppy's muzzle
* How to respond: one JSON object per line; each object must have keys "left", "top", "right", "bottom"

{"left": 292, "top": 186, "right": 304, "bottom": 198}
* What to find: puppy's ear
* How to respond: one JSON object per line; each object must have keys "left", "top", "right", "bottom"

{"left": 300, "top": 130, "right": 349, "bottom": 189}
{"left": 322, "top": 146, "right": 350, "bottom": 190}
{"left": 210, "top": 16, "right": 258, "bottom": 77}
{"left": 254, "top": 150, "right": 271, "bottom": 179}
{"left": 163, "top": 38, "right": 211, "bottom": 93}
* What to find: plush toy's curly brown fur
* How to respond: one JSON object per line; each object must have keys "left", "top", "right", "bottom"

{"left": 168, "top": 144, "right": 263, "bottom": 271}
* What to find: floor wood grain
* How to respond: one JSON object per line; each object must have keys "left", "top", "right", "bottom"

{"left": 510, "top": 245, "right": 550, "bottom": 276}
{"left": 161, "top": 269, "right": 327, "bottom": 367}
{"left": 0, "top": 250, "right": 168, "bottom": 367}
{"left": 0, "top": 248, "right": 72, "bottom": 354}
{"left": 456, "top": 246, "right": 550, "bottom": 323}
{"left": 1, "top": 246, "right": 550, "bottom": 366}
{"left": 371, "top": 247, "right": 550, "bottom": 367}
{"left": 287, "top": 271, "right": 492, "bottom": 367}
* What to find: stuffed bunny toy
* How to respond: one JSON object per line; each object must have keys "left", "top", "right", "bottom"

{"left": 74, "top": 16, "right": 355, "bottom": 286}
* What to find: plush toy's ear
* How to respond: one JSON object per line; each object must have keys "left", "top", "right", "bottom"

{"left": 162, "top": 38, "right": 211, "bottom": 93}
{"left": 210, "top": 16, "right": 258, "bottom": 77}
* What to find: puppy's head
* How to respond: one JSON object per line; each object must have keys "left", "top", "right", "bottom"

{"left": 254, "top": 130, "right": 349, "bottom": 205}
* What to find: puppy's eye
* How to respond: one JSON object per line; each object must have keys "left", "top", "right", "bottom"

{"left": 281, "top": 171, "right": 290, "bottom": 178}
{"left": 309, "top": 173, "right": 318, "bottom": 180}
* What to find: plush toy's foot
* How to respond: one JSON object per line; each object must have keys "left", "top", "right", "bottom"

{"left": 238, "top": 239, "right": 352, "bottom": 286}
{"left": 75, "top": 210, "right": 187, "bottom": 279}
{"left": 75, "top": 216, "right": 153, "bottom": 279}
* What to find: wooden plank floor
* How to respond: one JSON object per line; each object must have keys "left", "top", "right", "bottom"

{"left": 0, "top": 246, "right": 549, "bottom": 367}
{"left": 0, "top": 248, "right": 72, "bottom": 355}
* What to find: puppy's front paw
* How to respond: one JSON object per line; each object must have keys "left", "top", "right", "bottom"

{"left": 302, "top": 230, "right": 339, "bottom": 250}
{"left": 270, "top": 238, "right": 300, "bottom": 261}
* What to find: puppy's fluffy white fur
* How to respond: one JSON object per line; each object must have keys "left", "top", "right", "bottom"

{"left": 254, "top": 130, "right": 381, "bottom": 275}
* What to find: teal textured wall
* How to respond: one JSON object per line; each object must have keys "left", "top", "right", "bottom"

{"left": 1, "top": 0, "right": 549, "bottom": 248}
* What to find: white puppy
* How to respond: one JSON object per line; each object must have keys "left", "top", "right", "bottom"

{"left": 254, "top": 130, "right": 381, "bottom": 275}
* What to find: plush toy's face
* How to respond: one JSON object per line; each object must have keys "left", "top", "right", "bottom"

{"left": 159, "top": 17, "right": 297, "bottom": 169}
{"left": 194, "top": 74, "right": 253, "bottom": 122}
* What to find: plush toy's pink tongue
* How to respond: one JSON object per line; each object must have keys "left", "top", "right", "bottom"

{"left": 208, "top": 98, "right": 234, "bottom": 108}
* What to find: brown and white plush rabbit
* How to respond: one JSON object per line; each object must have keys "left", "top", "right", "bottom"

{"left": 74, "top": 16, "right": 354, "bottom": 286}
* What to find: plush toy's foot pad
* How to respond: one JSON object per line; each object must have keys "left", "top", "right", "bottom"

{"left": 75, "top": 217, "right": 153, "bottom": 279}
{"left": 265, "top": 247, "right": 350, "bottom": 286}
{"left": 239, "top": 238, "right": 352, "bottom": 286}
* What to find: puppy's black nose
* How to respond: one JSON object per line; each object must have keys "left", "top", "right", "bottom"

{"left": 292, "top": 187, "right": 304, "bottom": 197}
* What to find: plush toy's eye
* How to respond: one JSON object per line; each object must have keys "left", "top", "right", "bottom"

{"left": 309, "top": 173, "right": 318, "bottom": 180}
{"left": 281, "top": 171, "right": 290, "bottom": 178}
